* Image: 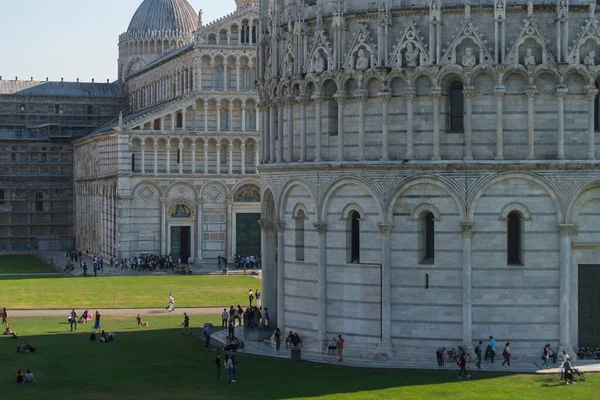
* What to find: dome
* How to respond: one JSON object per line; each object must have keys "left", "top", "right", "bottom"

{"left": 127, "top": 0, "right": 198, "bottom": 35}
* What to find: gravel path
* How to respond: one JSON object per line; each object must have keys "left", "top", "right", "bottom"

{"left": 9, "top": 307, "right": 227, "bottom": 317}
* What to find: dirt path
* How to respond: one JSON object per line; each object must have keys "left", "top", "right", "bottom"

{"left": 10, "top": 307, "right": 227, "bottom": 317}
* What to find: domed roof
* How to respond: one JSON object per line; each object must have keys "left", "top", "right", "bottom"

{"left": 127, "top": 0, "right": 198, "bottom": 35}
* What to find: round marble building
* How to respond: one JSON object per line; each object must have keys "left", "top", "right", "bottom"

{"left": 258, "top": 0, "right": 600, "bottom": 358}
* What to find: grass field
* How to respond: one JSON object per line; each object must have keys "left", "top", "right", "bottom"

{"left": 0, "top": 275, "right": 259, "bottom": 309}
{"left": 1, "top": 316, "right": 598, "bottom": 400}
{"left": 0, "top": 255, "right": 58, "bottom": 274}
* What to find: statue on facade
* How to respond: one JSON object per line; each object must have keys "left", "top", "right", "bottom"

{"left": 284, "top": 52, "right": 294, "bottom": 77}
{"left": 316, "top": 6, "right": 324, "bottom": 30}
{"left": 430, "top": 0, "right": 440, "bottom": 22}
{"left": 591, "top": 0, "right": 597, "bottom": 17}
{"left": 404, "top": 42, "right": 420, "bottom": 67}
{"left": 495, "top": 0, "right": 505, "bottom": 20}
{"left": 524, "top": 48, "right": 536, "bottom": 67}
{"left": 462, "top": 47, "right": 477, "bottom": 67}
{"left": 311, "top": 49, "right": 326, "bottom": 74}
{"left": 527, "top": 0, "right": 534, "bottom": 17}
{"left": 355, "top": 49, "right": 370, "bottom": 71}
{"left": 464, "top": 1, "right": 471, "bottom": 20}
{"left": 585, "top": 50, "right": 596, "bottom": 68}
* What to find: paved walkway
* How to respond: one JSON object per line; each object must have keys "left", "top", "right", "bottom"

{"left": 209, "top": 326, "right": 600, "bottom": 375}
{"left": 10, "top": 307, "right": 226, "bottom": 317}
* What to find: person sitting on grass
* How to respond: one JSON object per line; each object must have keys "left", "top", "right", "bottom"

{"left": 80, "top": 310, "right": 89, "bottom": 324}
{"left": 99, "top": 330, "right": 108, "bottom": 343}
{"left": 23, "top": 369, "right": 37, "bottom": 384}
{"left": 4, "top": 325, "right": 15, "bottom": 336}
{"left": 17, "top": 343, "right": 36, "bottom": 353}
{"left": 328, "top": 337, "right": 338, "bottom": 354}
{"left": 16, "top": 369, "right": 24, "bottom": 384}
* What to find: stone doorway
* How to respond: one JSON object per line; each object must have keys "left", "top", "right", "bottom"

{"left": 171, "top": 226, "right": 191, "bottom": 262}
{"left": 235, "top": 213, "right": 261, "bottom": 256}
{"left": 578, "top": 265, "right": 600, "bottom": 346}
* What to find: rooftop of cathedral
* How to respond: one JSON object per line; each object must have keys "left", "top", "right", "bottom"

{"left": 0, "top": 79, "right": 125, "bottom": 99}
{"left": 127, "top": 0, "right": 198, "bottom": 35}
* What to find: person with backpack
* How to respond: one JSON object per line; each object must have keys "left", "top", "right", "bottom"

{"left": 502, "top": 342, "right": 511, "bottom": 367}
{"left": 457, "top": 353, "right": 470, "bottom": 378}
{"left": 487, "top": 336, "right": 496, "bottom": 363}
{"left": 475, "top": 341, "right": 483, "bottom": 369}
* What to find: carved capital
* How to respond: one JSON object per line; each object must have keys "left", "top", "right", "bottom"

{"left": 585, "top": 86, "right": 599, "bottom": 100}
{"left": 356, "top": 90, "right": 368, "bottom": 102}
{"left": 556, "top": 87, "right": 568, "bottom": 99}
{"left": 405, "top": 88, "right": 416, "bottom": 102}
{"left": 463, "top": 87, "right": 475, "bottom": 100}
{"left": 159, "top": 197, "right": 169, "bottom": 206}
{"left": 494, "top": 86, "right": 505, "bottom": 99}
{"left": 314, "top": 222, "right": 327, "bottom": 234}
{"left": 379, "top": 92, "right": 392, "bottom": 102}
{"left": 276, "top": 221, "right": 286, "bottom": 233}
{"left": 378, "top": 223, "right": 393, "bottom": 235}
{"left": 461, "top": 222, "right": 475, "bottom": 235}
{"left": 430, "top": 87, "right": 442, "bottom": 101}
{"left": 334, "top": 94, "right": 347, "bottom": 105}
{"left": 259, "top": 219, "right": 271, "bottom": 231}
{"left": 525, "top": 88, "right": 537, "bottom": 99}
{"left": 558, "top": 224, "right": 578, "bottom": 237}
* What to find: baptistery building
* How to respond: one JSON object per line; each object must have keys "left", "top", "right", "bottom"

{"left": 258, "top": 0, "right": 600, "bottom": 357}
{"left": 74, "top": 0, "right": 262, "bottom": 261}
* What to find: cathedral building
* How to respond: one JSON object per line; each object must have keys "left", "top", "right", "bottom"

{"left": 258, "top": 0, "right": 600, "bottom": 357}
{"left": 74, "top": 0, "right": 262, "bottom": 262}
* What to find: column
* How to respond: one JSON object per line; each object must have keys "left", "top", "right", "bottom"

{"left": 153, "top": 142, "right": 158, "bottom": 174}
{"left": 236, "top": 62, "right": 241, "bottom": 91}
{"left": 586, "top": 87, "right": 598, "bottom": 159}
{"left": 181, "top": 109, "right": 186, "bottom": 131}
{"left": 160, "top": 198, "right": 168, "bottom": 255}
{"left": 461, "top": 222, "right": 474, "bottom": 347}
{"left": 191, "top": 105, "right": 196, "bottom": 131}
{"left": 526, "top": 88, "right": 536, "bottom": 159}
{"left": 223, "top": 63, "right": 228, "bottom": 91}
{"left": 241, "top": 143, "right": 246, "bottom": 174}
{"left": 335, "top": 94, "right": 346, "bottom": 161}
{"left": 165, "top": 143, "right": 171, "bottom": 173}
{"left": 314, "top": 222, "right": 328, "bottom": 350}
{"left": 300, "top": 98, "right": 307, "bottom": 162}
{"left": 558, "top": 224, "right": 577, "bottom": 350}
{"left": 170, "top": 112, "right": 175, "bottom": 131}
{"left": 269, "top": 106, "right": 276, "bottom": 163}
{"left": 226, "top": 198, "right": 233, "bottom": 259}
{"left": 463, "top": 87, "right": 474, "bottom": 161}
{"left": 313, "top": 96, "right": 323, "bottom": 162}
{"left": 358, "top": 92, "right": 366, "bottom": 161}
{"left": 276, "top": 222, "right": 285, "bottom": 328}
{"left": 254, "top": 145, "right": 259, "bottom": 173}
{"left": 277, "top": 105, "right": 284, "bottom": 162}
{"left": 178, "top": 142, "right": 184, "bottom": 174}
{"left": 286, "top": 100, "right": 294, "bottom": 162}
{"left": 228, "top": 104, "right": 234, "bottom": 131}
{"left": 203, "top": 143, "right": 209, "bottom": 174}
{"left": 217, "top": 107, "right": 221, "bottom": 131}
{"left": 256, "top": 108, "right": 260, "bottom": 132}
{"left": 196, "top": 201, "right": 203, "bottom": 260}
{"left": 259, "top": 220, "right": 273, "bottom": 323}
{"left": 378, "top": 223, "right": 393, "bottom": 347}
{"left": 242, "top": 104, "right": 247, "bottom": 132}
{"left": 160, "top": 116, "right": 165, "bottom": 131}
{"left": 495, "top": 87, "right": 505, "bottom": 160}
{"left": 216, "top": 144, "right": 221, "bottom": 174}
{"left": 141, "top": 142, "right": 146, "bottom": 174}
{"left": 432, "top": 89, "right": 441, "bottom": 160}
{"left": 228, "top": 143, "right": 233, "bottom": 174}
{"left": 406, "top": 90, "right": 415, "bottom": 160}
{"left": 191, "top": 143, "right": 196, "bottom": 174}
{"left": 204, "top": 103, "right": 209, "bottom": 132}
{"left": 380, "top": 92, "right": 391, "bottom": 161}
{"left": 557, "top": 87, "right": 567, "bottom": 159}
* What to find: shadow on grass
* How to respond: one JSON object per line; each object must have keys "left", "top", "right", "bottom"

{"left": 0, "top": 326, "right": 515, "bottom": 400}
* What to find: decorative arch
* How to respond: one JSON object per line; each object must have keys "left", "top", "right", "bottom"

{"left": 500, "top": 202, "right": 533, "bottom": 221}
{"left": 410, "top": 203, "right": 442, "bottom": 221}
{"left": 234, "top": 184, "right": 260, "bottom": 203}
{"left": 131, "top": 180, "right": 163, "bottom": 198}
{"left": 340, "top": 203, "right": 366, "bottom": 220}
{"left": 318, "top": 176, "right": 383, "bottom": 223}
{"left": 262, "top": 187, "right": 277, "bottom": 221}
{"left": 165, "top": 180, "right": 199, "bottom": 199}
{"left": 277, "top": 178, "right": 318, "bottom": 222}
{"left": 467, "top": 172, "right": 564, "bottom": 223}
{"left": 168, "top": 199, "right": 196, "bottom": 218}
{"left": 567, "top": 178, "right": 600, "bottom": 224}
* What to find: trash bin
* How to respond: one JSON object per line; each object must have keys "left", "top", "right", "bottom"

{"left": 222, "top": 267, "right": 228, "bottom": 275}
{"left": 291, "top": 347, "right": 301, "bottom": 361}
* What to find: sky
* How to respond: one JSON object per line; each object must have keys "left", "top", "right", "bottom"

{"left": 0, "top": 0, "right": 237, "bottom": 83}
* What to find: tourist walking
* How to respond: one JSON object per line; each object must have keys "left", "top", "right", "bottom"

{"left": 70, "top": 309, "right": 77, "bottom": 332}
{"left": 563, "top": 357, "right": 575, "bottom": 384}
{"left": 337, "top": 334, "right": 345, "bottom": 362}
{"left": 225, "top": 355, "right": 233, "bottom": 383}
{"left": 93, "top": 311, "right": 101, "bottom": 333}
{"left": 475, "top": 341, "right": 483, "bottom": 369}
{"left": 204, "top": 324, "right": 211, "bottom": 349}
{"left": 502, "top": 342, "right": 511, "bottom": 367}
{"left": 457, "top": 353, "right": 470, "bottom": 379}
{"left": 182, "top": 312, "right": 192, "bottom": 335}
{"left": 436, "top": 347, "right": 445, "bottom": 367}
{"left": 136, "top": 314, "right": 142, "bottom": 328}
{"left": 559, "top": 350, "right": 569, "bottom": 380}
{"left": 221, "top": 308, "right": 228, "bottom": 329}
{"left": 215, "top": 352, "right": 222, "bottom": 381}
{"left": 255, "top": 289, "right": 261, "bottom": 308}
{"left": 248, "top": 289, "right": 254, "bottom": 307}
{"left": 166, "top": 292, "right": 175, "bottom": 312}
{"left": 540, "top": 344, "right": 552, "bottom": 369}
{"left": 275, "top": 328, "right": 281, "bottom": 350}
{"left": 488, "top": 336, "right": 496, "bottom": 363}
{"left": 231, "top": 356, "right": 237, "bottom": 383}
{"left": 2, "top": 307, "right": 7, "bottom": 325}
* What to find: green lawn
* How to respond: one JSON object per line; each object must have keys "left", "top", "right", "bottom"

{"left": 1, "top": 316, "right": 598, "bottom": 400}
{"left": 0, "top": 255, "right": 58, "bottom": 274}
{"left": 0, "top": 275, "right": 259, "bottom": 309}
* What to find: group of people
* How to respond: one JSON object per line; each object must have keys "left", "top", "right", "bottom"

{"left": 214, "top": 352, "right": 238, "bottom": 383}
{"left": 248, "top": 289, "right": 261, "bottom": 307}
{"left": 16, "top": 369, "right": 37, "bottom": 384}
{"left": 243, "top": 306, "right": 270, "bottom": 332}
{"left": 233, "top": 254, "right": 261, "bottom": 270}
{"left": 67, "top": 309, "right": 102, "bottom": 332}
{"left": 577, "top": 345, "right": 600, "bottom": 360}
{"left": 327, "top": 335, "right": 345, "bottom": 361}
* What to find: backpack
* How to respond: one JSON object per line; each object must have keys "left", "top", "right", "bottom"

{"left": 503, "top": 349, "right": 508, "bottom": 357}
{"left": 457, "top": 359, "right": 463, "bottom": 367}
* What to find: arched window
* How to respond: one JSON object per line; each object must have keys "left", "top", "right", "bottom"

{"left": 507, "top": 212, "right": 522, "bottom": 265}
{"left": 176, "top": 113, "right": 183, "bottom": 128}
{"left": 131, "top": 154, "right": 136, "bottom": 172}
{"left": 595, "top": 81, "right": 600, "bottom": 132}
{"left": 449, "top": 81, "right": 464, "bottom": 133}
{"left": 177, "top": 149, "right": 181, "bottom": 164}
{"left": 418, "top": 211, "right": 435, "bottom": 264}
{"left": 35, "top": 192, "right": 44, "bottom": 212}
{"left": 0, "top": 189, "right": 5, "bottom": 205}
{"left": 295, "top": 209, "right": 305, "bottom": 261}
{"left": 349, "top": 210, "right": 360, "bottom": 263}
